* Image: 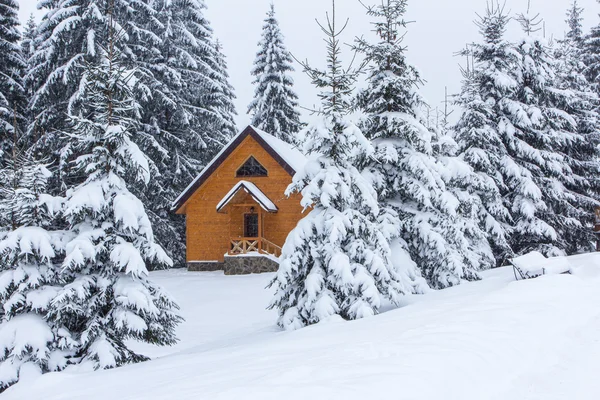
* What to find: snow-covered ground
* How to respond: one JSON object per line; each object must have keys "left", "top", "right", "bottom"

{"left": 5, "top": 253, "right": 600, "bottom": 399}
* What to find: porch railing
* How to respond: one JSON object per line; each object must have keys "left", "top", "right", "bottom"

{"left": 229, "top": 237, "right": 282, "bottom": 258}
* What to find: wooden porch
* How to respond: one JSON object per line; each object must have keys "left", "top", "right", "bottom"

{"left": 218, "top": 181, "right": 283, "bottom": 258}
{"left": 229, "top": 237, "right": 282, "bottom": 257}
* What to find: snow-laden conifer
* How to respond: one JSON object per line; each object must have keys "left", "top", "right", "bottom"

{"left": 0, "top": 156, "right": 72, "bottom": 391}
{"left": 583, "top": 2, "right": 600, "bottom": 94}
{"left": 206, "top": 39, "right": 238, "bottom": 146}
{"left": 508, "top": 21, "right": 564, "bottom": 255}
{"left": 21, "top": 15, "right": 38, "bottom": 65}
{"left": 270, "top": 0, "right": 415, "bottom": 330}
{"left": 454, "top": 2, "right": 598, "bottom": 259}
{"left": 433, "top": 127, "right": 496, "bottom": 276}
{"left": 28, "top": 0, "right": 137, "bottom": 150}
{"left": 248, "top": 3, "right": 302, "bottom": 141}
{"left": 548, "top": 4, "right": 600, "bottom": 253}
{"left": 31, "top": 0, "right": 237, "bottom": 267}
{"left": 453, "top": 3, "right": 515, "bottom": 264}
{"left": 356, "top": 0, "right": 491, "bottom": 287}
{"left": 147, "top": 0, "right": 237, "bottom": 157}
{"left": 0, "top": 0, "right": 26, "bottom": 158}
{"left": 51, "top": 17, "right": 182, "bottom": 369}
{"left": 508, "top": 7, "right": 598, "bottom": 255}
{"left": 136, "top": 0, "right": 233, "bottom": 269}
{"left": 565, "top": 1, "right": 584, "bottom": 45}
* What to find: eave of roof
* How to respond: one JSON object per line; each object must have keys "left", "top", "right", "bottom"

{"left": 172, "top": 126, "right": 304, "bottom": 214}
{"left": 216, "top": 181, "right": 278, "bottom": 213}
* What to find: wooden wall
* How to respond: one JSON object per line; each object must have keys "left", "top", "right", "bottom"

{"left": 180, "top": 135, "right": 305, "bottom": 263}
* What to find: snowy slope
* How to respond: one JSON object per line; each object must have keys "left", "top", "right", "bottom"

{"left": 5, "top": 254, "right": 600, "bottom": 400}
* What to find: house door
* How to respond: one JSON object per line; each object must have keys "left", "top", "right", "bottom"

{"left": 244, "top": 214, "right": 259, "bottom": 238}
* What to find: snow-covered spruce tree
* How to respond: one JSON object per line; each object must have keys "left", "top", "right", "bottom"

{"left": 31, "top": 0, "right": 237, "bottom": 267}
{"left": 51, "top": 17, "right": 182, "bottom": 369}
{"left": 355, "top": 0, "right": 491, "bottom": 287}
{"left": 0, "top": 0, "right": 26, "bottom": 158}
{"left": 433, "top": 129, "right": 496, "bottom": 274}
{"left": 145, "top": 0, "right": 237, "bottom": 159}
{"left": 559, "top": 1, "right": 600, "bottom": 202}
{"left": 206, "top": 39, "right": 238, "bottom": 146}
{"left": 27, "top": 0, "right": 163, "bottom": 187}
{"left": 21, "top": 14, "right": 38, "bottom": 66}
{"left": 247, "top": 3, "right": 302, "bottom": 141}
{"left": 144, "top": 0, "right": 239, "bottom": 269}
{"left": 506, "top": 14, "right": 564, "bottom": 255}
{"left": 584, "top": 1, "right": 600, "bottom": 94}
{"left": 565, "top": 1, "right": 584, "bottom": 45}
{"left": 0, "top": 155, "right": 72, "bottom": 391}
{"left": 138, "top": 0, "right": 239, "bottom": 268}
{"left": 505, "top": 8, "right": 600, "bottom": 255}
{"left": 270, "top": 1, "right": 416, "bottom": 331}
{"left": 547, "top": 4, "right": 600, "bottom": 253}
{"left": 29, "top": 0, "right": 118, "bottom": 151}
{"left": 132, "top": 0, "right": 221, "bottom": 269}
{"left": 20, "top": 14, "right": 39, "bottom": 145}
{"left": 453, "top": 3, "right": 515, "bottom": 265}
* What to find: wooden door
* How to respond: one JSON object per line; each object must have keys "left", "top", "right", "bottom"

{"left": 244, "top": 214, "right": 259, "bottom": 238}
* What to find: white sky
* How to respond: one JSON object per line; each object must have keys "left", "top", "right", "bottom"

{"left": 17, "top": 0, "right": 600, "bottom": 128}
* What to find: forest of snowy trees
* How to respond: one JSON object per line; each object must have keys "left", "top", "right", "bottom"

{"left": 1, "top": 0, "right": 600, "bottom": 390}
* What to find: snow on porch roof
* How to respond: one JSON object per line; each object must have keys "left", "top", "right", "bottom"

{"left": 172, "top": 125, "right": 306, "bottom": 213}
{"left": 216, "top": 181, "right": 278, "bottom": 213}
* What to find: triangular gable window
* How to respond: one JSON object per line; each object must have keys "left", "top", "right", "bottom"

{"left": 236, "top": 156, "right": 268, "bottom": 177}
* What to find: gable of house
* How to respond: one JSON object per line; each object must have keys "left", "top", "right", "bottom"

{"left": 173, "top": 125, "right": 305, "bottom": 214}
{"left": 175, "top": 126, "right": 306, "bottom": 268}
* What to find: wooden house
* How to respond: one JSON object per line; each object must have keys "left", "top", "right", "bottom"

{"left": 172, "top": 126, "right": 307, "bottom": 274}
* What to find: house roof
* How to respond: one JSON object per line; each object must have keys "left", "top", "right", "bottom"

{"left": 216, "top": 181, "right": 278, "bottom": 213}
{"left": 172, "top": 126, "right": 306, "bottom": 213}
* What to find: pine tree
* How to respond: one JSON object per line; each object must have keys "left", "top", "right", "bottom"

{"left": 31, "top": 0, "right": 237, "bottom": 267}
{"left": 565, "top": 1, "right": 584, "bottom": 45}
{"left": 510, "top": 32, "right": 560, "bottom": 255}
{"left": 584, "top": 2, "right": 600, "bottom": 94}
{"left": 133, "top": 0, "right": 218, "bottom": 270}
{"left": 51, "top": 16, "right": 181, "bottom": 369}
{"left": 549, "top": 3, "right": 600, "bottom": 253}
{"left": 356, "top": 0, "right": 491, "bottom": 288}
{"left": 21, "top": 14, "right": 39, "bottom": 145}
{"left": 21, "top": 15, "right": 38, "bottom": 64}
{"left": 270, "top": 0, "right": 416, "bottom": 331}
{"left": 456, "top": 2, "right": 597, "bottom": 257}
{"left": 0, "top": 0, "right": 26, "bottom": 158}
{"left": 207, "top": 39, "right": 238, "bottom": 146}
{"left": 145, "top": 0, "right": 237, "bottom": 160}
{"left": 0, "top": 155, "right": 73, "bottom": 391}
{"left": 453, "top": 3, "right": 515, "bottom": 264}
{"left": 29, "top": 0, "right": 115, "bottom": 150}
{"left": 138, "top": 0, "right": 238, "bottom": 268}
{"left": 248, "top": 3, "right": 302, "bottom": 141}
{"left": 508, "top": 7, "right": 598, "bottom": 255}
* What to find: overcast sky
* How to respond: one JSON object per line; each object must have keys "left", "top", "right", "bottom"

{"left": 17, "top": 0, "right": 600, "bottom": 128}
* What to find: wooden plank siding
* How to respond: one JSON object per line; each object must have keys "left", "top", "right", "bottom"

{"left": 179, "top": 135, "right": 305, "bottom": 263}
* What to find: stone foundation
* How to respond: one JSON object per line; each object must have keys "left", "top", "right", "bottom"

{"left": 224, "top": 255, "right": 279, "bottom": 275}
{"left": 187, "top": 261, "right": 224, "bottom": 272}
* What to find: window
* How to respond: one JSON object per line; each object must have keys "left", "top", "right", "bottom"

{"left": 244, "top": 214, "right": 259, "bottom": 238}
{"left": 236, "top": 157, "right": 267, "bottom": 177}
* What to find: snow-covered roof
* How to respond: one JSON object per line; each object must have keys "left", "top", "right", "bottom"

{"left": 250, "top": 126, "right": 306, "bottom": 173}
{"left": 216, "top": 181, "right": 278, "bottom": 213}
{"left": 172, "top": 126, "right": 306, "bottom": 213}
